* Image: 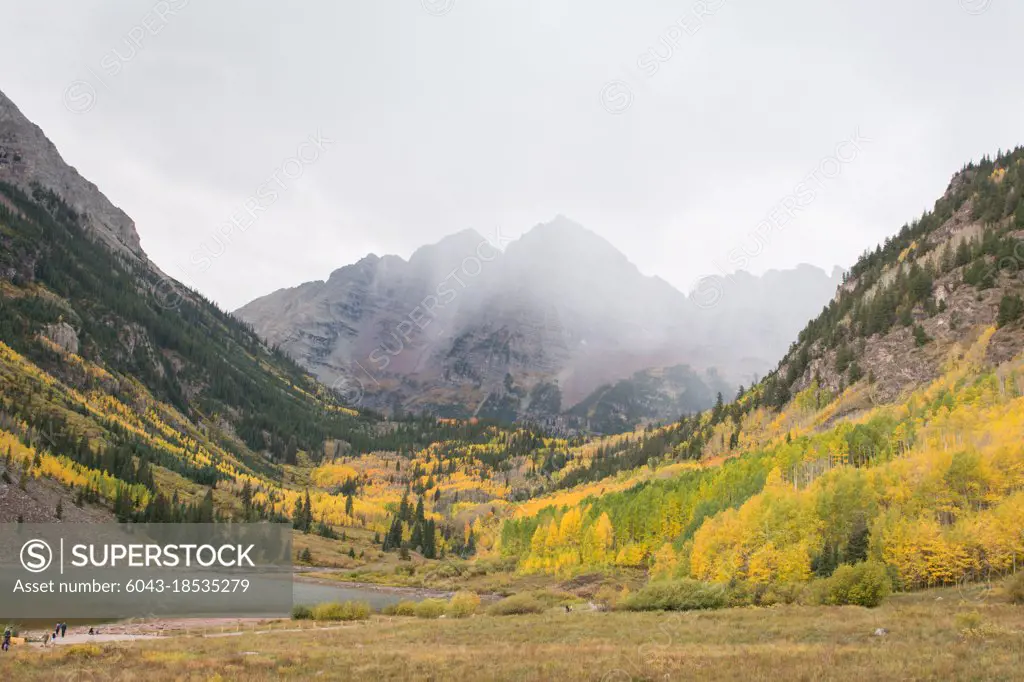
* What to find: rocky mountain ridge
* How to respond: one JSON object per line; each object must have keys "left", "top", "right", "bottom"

{"left": 236, "top": 218, "right": 844, "bottom": 428}
{"left": 760, "top": 150, "right": 1024, "bottom": 412}
{"left": 0, "top": 86, "right": 376, "bottom": 483}
{"left": 0, "top": 90, "right": 144, "bottom": 262}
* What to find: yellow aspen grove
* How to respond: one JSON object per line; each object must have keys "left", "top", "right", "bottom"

{"left": 530, "top": 523, "right": 548, "bottom": 557}
{"left": 558, "top": 507, "right": 584, "bottom": 550}
{"left": 615, "top": 543, "right": 647, "bottom": 567}
{"left": 591, "top": 512, "right": 615, "bottom": 563}
{"left": 651, "top": 543, "right": 679, "bottom": 579}
{"left": 544, "top": 519, "right": 560, "bottom": 553}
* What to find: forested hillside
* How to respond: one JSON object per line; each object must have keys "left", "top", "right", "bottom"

{"left": 0, "top": 180, "right": 389, "bottom": 458}
{"left": 494, "top": 148, "right": 1024, "bottom": 596}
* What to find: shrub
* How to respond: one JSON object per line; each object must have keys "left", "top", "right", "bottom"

{"left": 466, "top": 563, "right": 489, "bottom": 577}
{"left": 955, "top": 610, "right": 983, "bottom": 633}
{"left": 311, "top": 601, "right": 371, "bottom": 621}
{"left": 1004, "top": 572, "right": 1024, "bottom": 604}
{"left": 413, "top": 599, "right": 448, "bottom": 619}
{"left": 823, "top": 561, "right": 890, "bottom": 607}
{"left": 801, "top": 579, "right": 832, "bottom": 606}
{"left": 489, "top": 593, "right": 546, "bottom": 616}
{"left": 428, "top": 561, "right": 465, "bottom": 580}
{"left": 619, "top": 579, "right": 727, "bottom": 612}
{"left": 291, "top": 604, "right": 313, "bottom": 620}
{"left": 594, "top": 584, "right": 630, "bottom": 609}
{"left": 757, "top": 582, "right": 806, "bottom": 607}
{"left": 726, "top": 580, "right": 808, "bottom": 607}
{"left": 725, "top": 581, "right": 754, "bottom": 608}
{"left": 447, "top": 591, "right": 481, "bottom": 618}
{"left": 527, "top": 589, "right": 577, "bottom": 607}
{"left": 955, "top": 609, "right": 1001, "bottom": 638}
{"left": 64, "top": 644, "right": 103, "bottom": 659}
{"left": 382, "top": 600, "right": 419, "bottom": 616}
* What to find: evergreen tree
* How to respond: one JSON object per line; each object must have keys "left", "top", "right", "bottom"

{"left": 997, "top": 294, "right": 1023, "bottom": 328}
{"left": 240, "top": 480, "right": 253, "bottom": 519}
{"left": 398, "top": 493, "right": 410, "bottom": 523}
{"left": 198, "top": 489, "right": 215, "bottom": 523}
{"left": 912, "top": 324, "right": 931, "bottom": 347}
{"left": 383, "top": 517, "right": 404, "bottom": 551}
{"left": 303, "top": 489, "right": 314, "bottom": 532}
{"left": 414, "top": 496, "right": 425, "bottom": 524}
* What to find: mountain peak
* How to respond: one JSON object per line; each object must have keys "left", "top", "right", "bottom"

{"left": 511, "top": 216, "right": 629, "bottom": 269}
{"left": 523, "top": 214, "right": 609, "bottom": 243}
{"left": 409, "top": 228, "right": 488, "bottom": 266}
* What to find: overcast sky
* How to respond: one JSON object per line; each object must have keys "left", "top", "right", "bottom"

{"left": 1, "top": 0, "right": 1021, "bottom": 309}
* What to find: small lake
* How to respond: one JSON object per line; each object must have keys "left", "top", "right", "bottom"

{"left": 292, "top": 580, "right": 436, "bottom": 610}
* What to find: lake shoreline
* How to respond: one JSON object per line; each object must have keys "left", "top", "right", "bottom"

{"left": 292, "top": 574, "right": 458, "bottom": 601}
{"left": 10, "top": 578, "right": 466, "bottom": 643}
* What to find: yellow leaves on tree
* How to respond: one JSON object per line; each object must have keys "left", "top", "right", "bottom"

{"left": 614, "top": 542, "right": 647, "bottom": 567}
{"left": 519, "top": 508, "right": 616, "bottom": 576}
{"left": 689, "top": 481, "right": 819, "bottom": 584}
{"left": 310, "top": 461, "right": 359, "bottom": 487}
{"left": 558, "top": 507, "right": 583, "bottom": 548}
{"left": 590, "top": 512, "right": 615, "bottom": 563}
{"left": 880, "top": 515, "right": 970, "bottom": 588}
{"left": 651, "top": 543, "right": 679, "bottom": 579}
{"left": 0, "top": 429, "right": 150, "bottom": 510}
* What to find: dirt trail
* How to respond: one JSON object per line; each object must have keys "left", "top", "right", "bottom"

{"left": 18, "top": 620, "right": 373, "bottom": 648}
{"left": 41, "top": 633, "right": 161, "bottom": 646}
{"left": 20, "top": 618, "right": 273, "bottom": 645}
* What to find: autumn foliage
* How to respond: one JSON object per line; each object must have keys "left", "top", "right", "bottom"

{"left": 502, "top": 328, "right": 1024, "bottom": 593}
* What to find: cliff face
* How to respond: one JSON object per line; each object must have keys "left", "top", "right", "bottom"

{"left": 0, "top": 90, "right": 144, "bottom": 262}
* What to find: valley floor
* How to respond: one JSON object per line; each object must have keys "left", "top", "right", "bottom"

{"left": 2, "top": 588, "right": 1022, "bottom": 681}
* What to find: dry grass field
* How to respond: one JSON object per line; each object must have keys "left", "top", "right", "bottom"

{"left": 2, "top": 587, "right": 1022, "bottom": 681}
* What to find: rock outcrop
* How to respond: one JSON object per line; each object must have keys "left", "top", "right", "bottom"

{"left": 41, "top": 321, "right": 80, "bottom": 355}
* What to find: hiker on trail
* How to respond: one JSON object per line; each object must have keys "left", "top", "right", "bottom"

{"left": 87, "top": 627, "right": 94, "bottom": 636}
{"left": 2, "top": 627, "right": 11, "bottom": 652}
{"left": 60, "top": 622, "right": 67, "bottom": 638}
{"left": 54, "top": 623, "right": 60, "bottom": 639}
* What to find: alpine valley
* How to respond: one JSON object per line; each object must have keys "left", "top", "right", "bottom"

{"left": 2, "top": 84, "right": 1024, "bottom": 680}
